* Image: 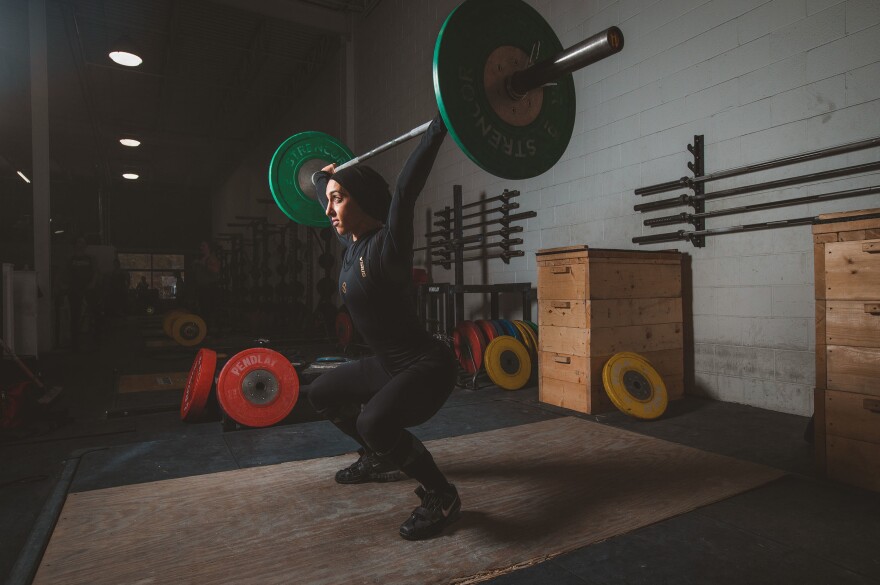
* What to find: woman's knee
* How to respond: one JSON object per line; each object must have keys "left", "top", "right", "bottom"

{"left": 306, "top": 376, "right": 335, "bottom": 412}
{"left": 355, "top": 408, "right": 397, "bottom": 452}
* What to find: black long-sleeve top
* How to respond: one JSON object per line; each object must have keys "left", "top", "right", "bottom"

{"left": 313, "top": 115, "right": 447, "bottom": 374}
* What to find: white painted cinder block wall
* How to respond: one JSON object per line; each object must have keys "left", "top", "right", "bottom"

{"left": 348, "top": 0, "right": 880, "bottom": 416}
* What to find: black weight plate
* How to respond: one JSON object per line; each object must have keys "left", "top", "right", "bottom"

{"left": 433, "top": 0, "right": 576, "bottom": 179}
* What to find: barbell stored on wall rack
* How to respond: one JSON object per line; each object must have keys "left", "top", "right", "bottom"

{"left": 635, "top": 135, "right": 880, "bottom": 197}
{"left": 633, "top": 210, "right": 880, "bottom": 245}
{"left": 643, "top": 184, "right": 880, "bottom": 227}
{"left": 415, "top": 225, "right": 523, "bottom": 252}
{"left": 413, "top": 233, "right": 485, "bottom": 253}
{"left": 425, "top": 210, "right": 537, "bottom": 238}
{"left": 434, "top": 189, "right": 520, "bottom": 216}
{"left": 432, "top": 202, "right": 519, "bottom": 226}
{"left": 634, "top": 161, "right": 880, "bottom": 213}
{"left": 268, "top": 0, "right": 624, "bottom": 227}
{"left": 432, "top": 250, "right": 524, "bottom": 266}
{"left": 431, "top": 238, "right": 523, "bottom": 256}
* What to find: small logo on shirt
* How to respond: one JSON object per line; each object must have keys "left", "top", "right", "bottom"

{"left": 359, "top": 256, "right": 366, "bottom": 278}
{"left": 341, "top": 281, "right": 347, "bottom": 294}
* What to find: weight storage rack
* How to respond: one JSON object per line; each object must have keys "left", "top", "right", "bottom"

{"left": 416, "top": 184, "right": 535, "bottom": 336}
{"left": 633, "top": 135, "right": 880, "bottom": 246}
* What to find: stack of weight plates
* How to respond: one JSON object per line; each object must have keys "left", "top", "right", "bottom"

{"left": 452, "top": 319, "right": 539, "bottom": 390}
{"left": 162, "top": 309, "right": 207, "bottom": 347}
{"left": 335, "top": 306, "right": 356, "bottom": 347}
{"left": 181, "top": 346, "right": 306, "bottom": 428}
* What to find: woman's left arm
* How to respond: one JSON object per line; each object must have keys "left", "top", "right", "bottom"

{"left": 385, "top": 114, "right": 447, "bottom": 257}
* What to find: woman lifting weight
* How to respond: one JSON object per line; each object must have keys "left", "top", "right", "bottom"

{"left": 307, "top": 114, "right": 460, "bottom": 541}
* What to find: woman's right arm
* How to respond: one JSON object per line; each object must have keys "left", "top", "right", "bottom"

{"left": 312, "top": 166, "right": 332, "bottom": 214}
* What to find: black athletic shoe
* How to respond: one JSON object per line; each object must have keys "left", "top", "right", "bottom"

{"left": 335, "top": 450, "right": 403, "bottom": 484}
{"left": 399, "top": 483, "right": 461, "bottom": 541}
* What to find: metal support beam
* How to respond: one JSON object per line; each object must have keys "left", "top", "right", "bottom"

{"left": 157, "top": 0, "right": 184, "bottom": 137}
{"left": 345, "top": 28, "right": 355, "bottom": 153}
{"left": 63, "top": 8, "right": 111, "bottom": 238}
{"left": 30, "top": 0, "right": 52, "bottom": 353}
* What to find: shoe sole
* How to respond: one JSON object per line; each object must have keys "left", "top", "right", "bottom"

{"left": 335, "top": 470, "right": 404, "bottom": 485}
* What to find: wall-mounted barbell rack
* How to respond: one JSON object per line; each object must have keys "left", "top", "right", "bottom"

{"left": 415, "top": 184, "right": 535, "bottom": 338}
{"left": 417, "top": 187, "right": 534, "bottom": 268}
{"left": 633, "top": 135, "right": 880, "bottom": 246}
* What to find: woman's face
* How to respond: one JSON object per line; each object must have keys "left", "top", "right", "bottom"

{"left": 325, "top": 179, "right": 368, "bottom": 236}
{"left": 199, "top": 241, "right": 209, "bottom": 255}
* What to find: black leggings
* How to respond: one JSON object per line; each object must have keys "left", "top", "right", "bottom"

{"left": 308, "top": 341, "right": 457, "bottom": 488}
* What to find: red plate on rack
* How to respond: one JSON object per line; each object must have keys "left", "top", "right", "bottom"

{"left": 453, "top": 320, "right": 487, "bottom": 374}
{"left": 475, "top": 319, "right": 498, "bottom": 344}
{"left": 180, "top": 348, "right": 217, "bottom": 422}
{"left": 335, "top": 308, "right": 354, "bottom": 346}
{"left": 216, "top": 348, "right": 300, "bottom": 428}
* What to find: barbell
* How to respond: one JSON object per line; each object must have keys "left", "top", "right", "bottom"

{"left": 268, "top": 0, "right": 624, "bottom": 227}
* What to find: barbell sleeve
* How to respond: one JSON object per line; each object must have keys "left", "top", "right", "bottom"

{"left": 634, "top": 194, "right": 693, "bottom": 213}
{"left": 508, "top": 27, "right": 624, "bottom": 97}
{"left": 632, "top": 230, "right": 688, "bottom": 244}
{"left": 644, "top": 213, "right": 693, "bottom": 227}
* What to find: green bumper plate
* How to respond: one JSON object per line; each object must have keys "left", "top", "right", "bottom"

{"left": 268, "top": 131, "right": 353, "bottom": 227}
{"left": 433, "top": 0, "right": 576, "bottom": 180}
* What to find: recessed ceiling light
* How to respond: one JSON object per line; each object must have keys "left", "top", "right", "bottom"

{"left": 119, "top": 138, "right": 141, "bottom": 147}
{"left": 122, "top": 173, "right": 139, "bottom": 180}
{"left": 109, "top": 36, "right": 143, "bottom": 67}
{"left": 109, "top": 50, "right": 142, "bottom": 67}
{"left": 16, "top": 170, "right": 31, "bottom": 183}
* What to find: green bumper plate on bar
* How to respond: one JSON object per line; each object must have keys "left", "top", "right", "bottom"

{"left": 268, "top": 131, "right": 354, "bottom": 227}
{"left": 433, "top": 0, "right": 576, "bottom": 180}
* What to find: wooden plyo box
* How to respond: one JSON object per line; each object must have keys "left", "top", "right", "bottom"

{"left": 536, "top": 246, "right": 685, "bottom": 414}
{"left": 813, "top": 208, "right": 880, "bottom": 492}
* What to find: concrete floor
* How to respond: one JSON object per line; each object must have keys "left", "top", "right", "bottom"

{"left": 1, "top": 317, "right": 878, "bottom": 584}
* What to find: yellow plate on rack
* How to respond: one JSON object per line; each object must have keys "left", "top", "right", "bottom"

{"left": 163, "top": 309, "right": 187, "bottom": 337}
{"left": 484, "top": 336, "right": 531, "bottom": 390}
{"left": 171, "top": 313, "right": 207, "bottom": 347}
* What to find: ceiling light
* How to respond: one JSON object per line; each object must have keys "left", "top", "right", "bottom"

{"left": 17, "top": 170, "right": 31, "bottom": 183}
{"left": 122, "top": 172, "right": 139, "bottom": 180}
{"left": 119, "top": 138, "right": 141, "bottom": 147}
{"left": 54, "top": 230, "right": 65, "bottom": 235}
{"left": 109, "top": 36, "right": 143, "bottom": 67}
